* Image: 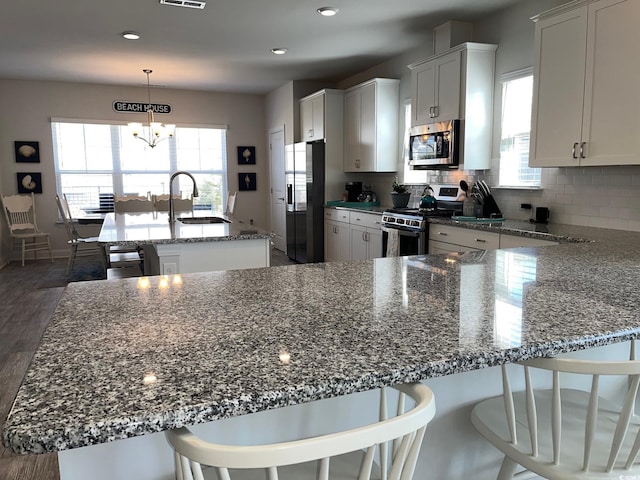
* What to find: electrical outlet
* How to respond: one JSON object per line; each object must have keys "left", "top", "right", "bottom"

{"left": 163, "top": 262, "right": 177, "bottom": 275}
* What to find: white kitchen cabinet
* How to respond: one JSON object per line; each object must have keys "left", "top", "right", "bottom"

{"left": 324, "top": 209, "right": 383, "bottom": 262}
{"left": 299, "top": 89, "right": 344, "bottom": 142}
{"left": 349, "top": 211, "right": 383, "bottom": 260}
{"left": 530, "top": 0, "right": 640, "bottom": 167}
{"left": 344, "top": 78, "right": 399, "bottom": 172}
{"left": 410, "top": 50, "right": 461, "bottom": 125}
{"left": 324, "top": 209, "right": 350, "bottom": 262}
{"left": 408, "top": 43, "right": 497, "bottom": 170}
{"left": 499, "top": 234, "right": 557, "bottom": 249}
{"left": 428, "top": 224, "right": 500, "bottom": 254}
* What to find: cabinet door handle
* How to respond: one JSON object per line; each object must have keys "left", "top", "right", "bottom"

{"left": 437, "top": 231, "right": 448, "bottom": 236}
{"left": 572, "top": 142, "right": 579, "bottom": 159}
{"left": 474, "top": 238, "right": 487, "bottom": 243}
{"left": 580, "top": 142, "right": 586, "bottom": 159}
{"left": 362, "top": 231, "right": 366, "bottom": 241}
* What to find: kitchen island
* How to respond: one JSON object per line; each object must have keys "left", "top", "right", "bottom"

{"left": 98, "top": 212, "right": 273, "bottom": 274}
{"left": 4, "top": 223, "right": 640, "bottom": 479}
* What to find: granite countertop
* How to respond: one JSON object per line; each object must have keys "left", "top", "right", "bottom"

{"left": 98, "top": 212, "right": 271, "bottom": 246}
{"left": 4, "top": 222, "right": 640, "bottom": 454}
{"left": 325, "top": 204, "right": 388, "bottom": 214}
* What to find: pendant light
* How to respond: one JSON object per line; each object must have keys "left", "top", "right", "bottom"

{"left": 128, "top": 69, "right": 175, "bottom": 148}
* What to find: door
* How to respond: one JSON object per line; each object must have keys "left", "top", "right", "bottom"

{"left": 344, "top": 89, "right": 361, "bottom": 171}
{"left": 269, "top": 128, "right": 286, "bottom": 252}
{"left": 434, "top": 50, "right": 461, "bottom": 122}
{"left": 412, "top": 60, "right": 436, "bottom": 126}
{"left": 580, "top": 0, "right": 640, "bottom": 166}
{"left": 529, "top": 7, "right": 588, "bottom": 167}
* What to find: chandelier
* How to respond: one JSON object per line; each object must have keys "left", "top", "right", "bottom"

{"left": 128, "top": 69, "right": 175, "bottom": 148}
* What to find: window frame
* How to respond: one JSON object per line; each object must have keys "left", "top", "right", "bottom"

{"left": 51, "top": 118, "right": 229, "bottom": 213}
{"left": 496, "top": 67, "right": 541, "bottom": 189}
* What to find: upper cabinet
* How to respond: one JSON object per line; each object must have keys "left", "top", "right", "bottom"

{"left": 410, "top": 50, "right": 461, "bottom": 125}
{"left": 408, "top": 43, "right": 497, "bottom": 170}
{"left": 530, "top": 0, "right": 640, "bottom": 167}
{"left": 344, "top": 78, "right": 400, "bottom": 173}
{"left": 299, "top": 89, "right": 344, "bottom": 143}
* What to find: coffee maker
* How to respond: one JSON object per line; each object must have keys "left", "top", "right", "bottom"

{"left": 345, "top": 182, "right": 362, "bottom": 202}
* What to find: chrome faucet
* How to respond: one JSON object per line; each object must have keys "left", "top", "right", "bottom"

{"left": 168, "top": 171, "right": 199, "bottom": 224}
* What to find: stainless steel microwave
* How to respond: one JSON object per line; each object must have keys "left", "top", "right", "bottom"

{"left": 408, "top": 119, "right": 460, "bottom": 170}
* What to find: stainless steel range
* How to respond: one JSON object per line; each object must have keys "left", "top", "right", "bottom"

{"left": 382, "top": 184, "right": 463, "bottom": 257}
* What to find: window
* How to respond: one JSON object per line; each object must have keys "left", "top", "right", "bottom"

{"left": 402, "top": 99, "right": 428, "bottom": 184}
{"left": 51, "top": 120, "right": 228, "bottom": 214}
{"left": 498, "top": 69, "right": 540, "bottom": 187}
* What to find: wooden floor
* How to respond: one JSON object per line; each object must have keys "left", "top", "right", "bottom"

{"left": 0, "top": 249, "right": 296, "bottom": 480}
{"left": 0, "top": 259, "right": 64, "bottom": 480}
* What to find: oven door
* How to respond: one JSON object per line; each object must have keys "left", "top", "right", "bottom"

{"left": 381, "top": 226, "right": 426, "bottom": 257}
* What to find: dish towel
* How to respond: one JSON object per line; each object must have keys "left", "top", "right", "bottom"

{"left": 385, "top": 228, "right": 400, "bottom": 257}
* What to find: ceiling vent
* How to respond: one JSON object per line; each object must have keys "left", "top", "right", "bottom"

{"left": 160, "top": 0, "right": 206, "bottom": 9}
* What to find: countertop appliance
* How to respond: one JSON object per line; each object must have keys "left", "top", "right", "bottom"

{"left": 408, "top": 120, "right": 460, "bottom": 170}
{"left": 286, "top": 140, "right": 325, "bottom": 263}
{"left": 381, "top": 184, "right": 463, "bottom": 257}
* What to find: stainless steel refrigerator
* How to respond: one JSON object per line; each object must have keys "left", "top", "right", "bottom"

{"left": 286, "top": 140, "right": 325, "bottom": 263}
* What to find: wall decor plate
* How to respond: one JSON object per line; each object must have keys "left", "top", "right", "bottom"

{"left": 15, "top": 141, "right": 40, "bottom": 163}
{"left": 239, "top": 172, "right": 256, "bottom": 191}
{"left": 17, "top": 172, "right": 43, "bottom": 194}
{"left": 237, "top": 146, "right": 256, "bottom": 164}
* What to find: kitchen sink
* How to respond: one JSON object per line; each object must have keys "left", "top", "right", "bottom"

{"left": 177, "top": 216, "right": 231, "bottom": 224}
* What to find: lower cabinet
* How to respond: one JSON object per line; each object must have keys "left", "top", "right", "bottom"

{"left": 350, "top": 225, "right": 383, "bottom": 261}
{"left": 428, "top": 223, "right": 558, "bottom": 254}
{"left": 325, "top": 209, "right": 383, "bottom": 262}
{"left": 324, "top": 209, "right": 349, "bottom": 262}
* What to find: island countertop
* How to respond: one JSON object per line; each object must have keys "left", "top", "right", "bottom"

{"left": 4, "top": 224, "right": 640, "bottom": 454}
{"left": 98, "top": 212, "right": 271, "bottom": 247}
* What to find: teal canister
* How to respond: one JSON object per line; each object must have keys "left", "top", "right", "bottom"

{"left": 419, "top": 186, "right": 437, "bottom": 210}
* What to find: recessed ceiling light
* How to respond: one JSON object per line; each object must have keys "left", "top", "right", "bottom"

{"left": 122, "top": 32, "right": 140, "bottom": 40}
{"left": 317, "top": 7, "right": 338, "bottom": 16}
{"left": 271, "top": 48, "right": 288, "bottom": 55}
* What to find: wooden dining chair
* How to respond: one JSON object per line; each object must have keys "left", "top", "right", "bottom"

{"left": 165, "top": 382, "right": 436, "bottom": 480}
{"left": 151, "top": 194, "right": 193, "bottom": 213}
{"left": 225, "top": 191, "right": 237, "bottom": 217}
{"left": 114, "top": 194, "right": 153, "bottom": 213}
{"left": 1, "top": 192, "right": 53, "bottom": 266}
{"left": 56, "top": 194, "right": 107, "bottom": 273}
{"left": 471, "top": 342, "right": 640, "bottom": 479}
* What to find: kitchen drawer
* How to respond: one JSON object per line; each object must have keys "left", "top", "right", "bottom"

{"left": 349, "top": 211, "right": 382, "bottom": 230}
{"left": 429, "top": 224, "right": 500, "bottom": 250}
{"left": 428, "top": 239, "right": 481, "bottom": 255}
{"left": 324, "top": 208, "right": 349, "bottom": 223}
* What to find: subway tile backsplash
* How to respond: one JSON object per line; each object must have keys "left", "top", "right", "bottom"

{"left": 480, "top": 166, "right": 640, "bottom": 232}
{"left": 348, "top": 165, "right": 640, "bottom": 232}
